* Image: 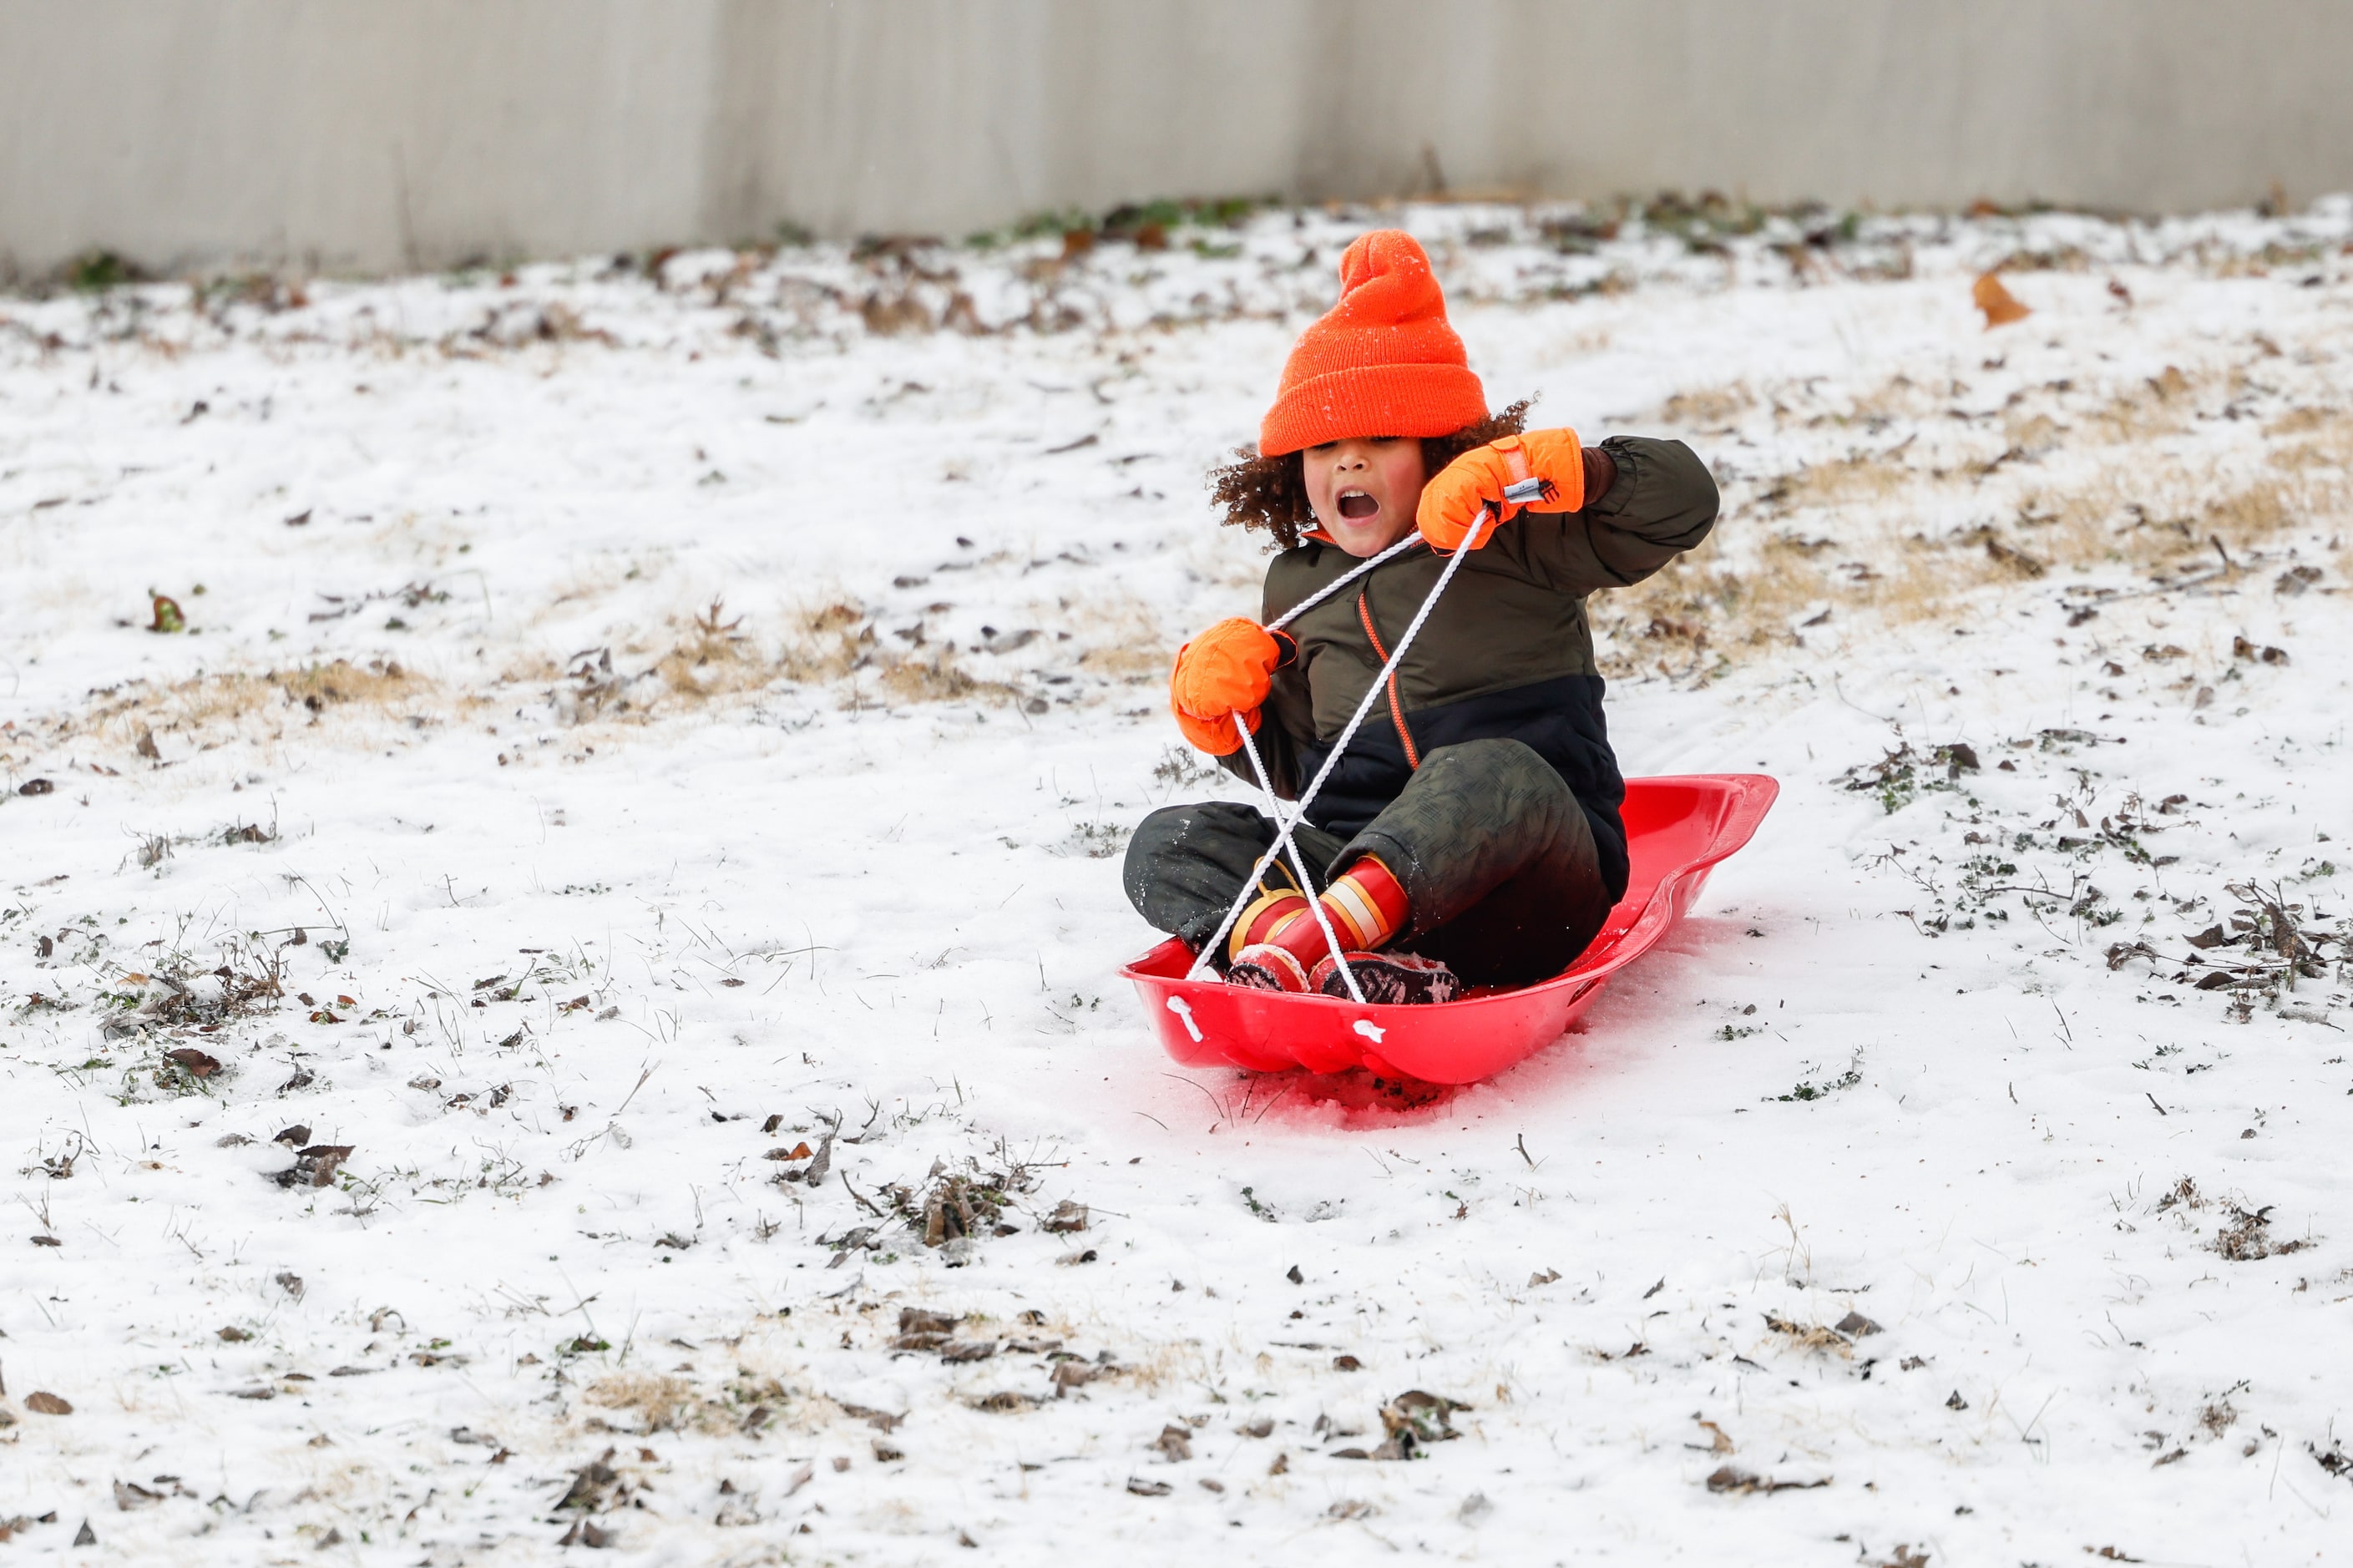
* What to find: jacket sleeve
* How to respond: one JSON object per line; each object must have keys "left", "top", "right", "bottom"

{"left": 1521, "top": 436, "right": 1718, "bottom": 595}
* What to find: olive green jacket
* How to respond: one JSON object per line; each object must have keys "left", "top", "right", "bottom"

{"left": 1224, "top": 434, "right": 1718, "bottom": 898}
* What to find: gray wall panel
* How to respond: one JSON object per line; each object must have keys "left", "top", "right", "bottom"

{"left": 2, "top": 1, "right": 2346, "bottom": 276}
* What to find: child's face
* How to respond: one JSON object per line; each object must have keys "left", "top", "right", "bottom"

{"left": 1303, "top": 436, "right": 1427, "bottom": 557}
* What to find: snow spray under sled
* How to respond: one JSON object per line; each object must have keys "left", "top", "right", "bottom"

{"left": 1123, "top": 773, "right": 1777, "bottom": 1085}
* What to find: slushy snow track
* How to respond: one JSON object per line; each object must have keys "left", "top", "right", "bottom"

{"left": 2, "top": 200, "right": 2350, "bottom": 1563}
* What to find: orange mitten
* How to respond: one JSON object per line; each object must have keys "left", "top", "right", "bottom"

{"left": 1414, "top": 428, "right": 1586, "bottom": 551}
{"left": 1170, "top": 618, "right": 1282, "bottom": 756}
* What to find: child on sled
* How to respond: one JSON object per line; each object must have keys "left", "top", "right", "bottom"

{"left": 1123, "top": 230, "right": 1719, "bottom": 1004}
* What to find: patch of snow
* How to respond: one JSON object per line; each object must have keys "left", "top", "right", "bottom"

{"left": 0, "top": 200, "right": 2348, "bottom": 1562}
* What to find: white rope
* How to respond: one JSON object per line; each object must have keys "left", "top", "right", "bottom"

{"left": 1215, "top": 531, "right": 1462, "bottom": 1003}
{"left": 1184, "top": 510, "right": 1498, "bottom": 985}
{"left": 1263, "top": 534, "right": 1419, "bottom": 632}
{"left": 1228, "top": 711, "right": 1367, "bottom": 1003}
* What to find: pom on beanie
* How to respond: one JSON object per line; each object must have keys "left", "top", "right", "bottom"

{"left": 1257, "top": 230, "right": 1487, "bottom": 458}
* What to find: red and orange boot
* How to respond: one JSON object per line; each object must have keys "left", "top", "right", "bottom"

{"left": 1224, "top": 883, "right": 1316, "bottom": 991}
{"left": 1228, "top": 857, "right": 1419, "bottom": 994}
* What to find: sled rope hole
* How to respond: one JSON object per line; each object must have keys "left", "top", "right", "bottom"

{"left": 1185, "top": 491, "right": 1531, "bottom": 994}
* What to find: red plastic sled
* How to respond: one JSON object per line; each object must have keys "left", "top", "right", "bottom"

{"left": 1122, "top": 774, "right": 1778, "bottom": 1085}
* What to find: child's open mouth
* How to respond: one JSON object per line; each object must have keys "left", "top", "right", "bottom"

{"left": 1337, "top": 488, "right": 1379, "bottom": 520}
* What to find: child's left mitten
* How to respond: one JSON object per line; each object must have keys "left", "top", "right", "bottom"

{"left": 1169, "top": 618, "right": 1286, "bottom": 756}
{"left": 1416, "top": 428, "right": 1587, "bottom": 550}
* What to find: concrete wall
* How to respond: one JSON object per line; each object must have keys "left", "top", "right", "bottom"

{"left": 3, "top": 0, "right": 2349, "bottom": 277}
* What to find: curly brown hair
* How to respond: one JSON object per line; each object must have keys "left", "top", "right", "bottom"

{"left": 1206, "top": 399, "right": 1533, "bottom": 551}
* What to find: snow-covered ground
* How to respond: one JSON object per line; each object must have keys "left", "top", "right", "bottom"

{"left": 3, "top": 200, "right": 2350, "bottom": 1565}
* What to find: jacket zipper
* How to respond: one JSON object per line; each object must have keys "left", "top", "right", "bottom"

{"left": 1355, "top": 589, "right": 1420, "bottom": 768}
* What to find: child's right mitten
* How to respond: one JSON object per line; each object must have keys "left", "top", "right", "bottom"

{"left": 1416, "top": 428, "right": 1588, "bottom": 550}
{"left": 1169, "top": 618, "right": 1285, "bottom": 755}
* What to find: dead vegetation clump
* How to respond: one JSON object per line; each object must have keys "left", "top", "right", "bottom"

{"left": 874, "top": 1155, "right": 1047, "bottom": 1259}
{"left": 1705, "top": 1464, "right": 1833, "bottom": 1496}
{"left": 583, "top": 1373, "right": 701, "bottom": 1434}
{"left": 2153, "top": 1178, "right": 2314, "bottom": 1260}
{"left": 2213, "top": 1204, "right": 2311, "bottom": 1262}
{"left": 773, "top": 599, "right": 1020, "bottom": 708}
{"left": 653, "top": 597, "right": 768, "bottom": 701}
{"left": 2108, "top": 880, "right": 2344, "bottom": 1009}
{"left": 1759, "top": 1311, "right": 1868, "bottom": 1358}
{"left": 274, "top": 657, "right": 425, "bottom": 715}
{"left": 774, "top": 600, "right": 871, "bottom": 685}
{"left": 121, "top": 933, "right": 290, "bottom": 1034}
{"left": 872, "top": 651, "right": 1003, "bottom": 705}
{"left": 582, "top": 1361, "right": 807, "bottom": 1439}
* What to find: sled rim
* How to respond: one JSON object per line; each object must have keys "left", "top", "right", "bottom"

{"left": 1122, "top": 774, "right": 1779, "bottom": 1085}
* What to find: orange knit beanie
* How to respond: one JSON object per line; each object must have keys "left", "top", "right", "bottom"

{"left": 1257, "top": 230, "right": 1487, "bottom": 458}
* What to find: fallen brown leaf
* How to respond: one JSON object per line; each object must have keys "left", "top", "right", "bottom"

{"left": 1973, "top": 272, "right": 2031, "bottom": 328}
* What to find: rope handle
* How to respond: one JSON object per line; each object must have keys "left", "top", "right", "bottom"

{"left": 1183, "top": 506, "right": 1495, "bottom": 988}
{"left": 1227, "top": 714, "right": 1366, "bottom": 1004}
{"left": 1265, "top": 534, "right": 1418, "bottom": 631}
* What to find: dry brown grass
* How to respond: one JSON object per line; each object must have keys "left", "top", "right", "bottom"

{"left": 1657, "top": 382, "right": 1754, "bottom": 430}
{"left": 1060, "top": 590, "right": 1170, "bottom": 681}
{"left": 773, "top": 600, "right": 873, "bottom": 686}
{"left": 583, "top": 1372, "right": 700, "bottom": 1434}
{"left": 646, "top": 594, "right": 1030, "bottom": 711}
{"left": 1600, "top": 372, "right": 2351, "bottom": 680}
{"left": 2264, "top": 410, "right": 2353, "bottom": 475}
{"left": 2264, "top": 406, "right": 2344, "bottom": 438}
{"left": 2077, "top": 364, "right": 2204, "bottom": 445}
{"left": 2005, "top": 411, "right": 2067, "bottom": 453}
{"left": 1778, "top": 451, "right": 1919, "bottom": 508}
{"left": 60, "top": 658, "right": 446, "bottom": 758}
{"left": 1598, "top": 534, "right": 2005, "bottom": 676}
{"left": 1844, "top": 373, "right": 1946, "bottom": 427}
{"left": 2017, "top": 461, "right": 2340, "bottom": 578}
{"left": 1076, "top": 645, "right": 1168, "bottom": 680}
{"left": 83, "top": 672, "right": 276, "bottom": 739}
{"left": 275, "top": 658, "right": 427, "bottom": 712}
{"left": 525, "top": 594, "right": 1029, "bottom": 725}
{"left": 653, "top": 597, "right": 771, "bottom": 701}
{"left": 15, "top": 589, "right": 1045, "bottom": 768}
{"left": 873, "top": 651, "right": 1007, "bottom": 704}
{"left": 766, "top": 598, "right": 1020, "bottom": 706}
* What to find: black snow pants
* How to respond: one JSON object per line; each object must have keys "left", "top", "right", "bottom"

{"left": 1122, "top": 737, "right": 1615, "bottom": 987}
